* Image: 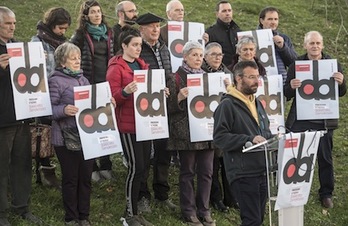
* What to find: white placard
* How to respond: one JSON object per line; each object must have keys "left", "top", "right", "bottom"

{"left": 168, "top": 21, "right": 205, "bottom": 72}
{"left": 7, "top": 42, "right": 52, "bottom": 119}
{"left": 133, "top": 69, "right": 169, "bottom": 141}
{"left": 187, "top": 72, "right": 226, "bottom": 142}
{"left": 295, "top": 59, "right": 339, "bottom": 120}
{"left": 74, "top": 82, "right": 122, "bottom": 160}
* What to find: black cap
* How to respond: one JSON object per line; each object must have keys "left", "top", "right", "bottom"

{"left": 136, "top": 13, "right": 165, "bottom": 25}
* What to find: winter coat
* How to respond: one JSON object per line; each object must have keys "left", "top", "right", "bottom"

{"left": 106, "top": 55, "right": 149, "bottom": 134}
{"left": 213, "top": 93, "right": 273, "bottom": 184}
{"left": 48, "top": 69, "right": 90, "bottom": 146}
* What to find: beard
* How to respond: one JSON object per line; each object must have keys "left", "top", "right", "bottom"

{"left": 124, "top": 14, "right": 137, "bottom": 25}
{"left": 241, "top": 80, "right": 258, "bottom": 95}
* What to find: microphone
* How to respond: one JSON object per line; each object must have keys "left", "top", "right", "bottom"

{"left": 243, "top": 136, "right": 280, "bottom": 153}
{"left": 244, "top": 141, "right": 253, "bottom": 149}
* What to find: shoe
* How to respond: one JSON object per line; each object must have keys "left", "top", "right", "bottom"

{"left": 137, "top": 197, "right": 152, "bottom": 214}
{"left": 124, "top": 215, "right": 142, "bottom": 226}
{"left": 321, "top": 197, "right": 334, "bottom": 208}
{"left": 39, "top": 164, "right": 61, "bottom": 190}
{"left": 91, "top": 171, "right": 101, "bottom": 182}
{"left": 21, "top": 212, "right": 44, "bottom": 225}
{"left": 212, "top": 200, "right": 228, "bottom": 213}
{"left": 65, "top": 220, "right": 79, "bottom": 226}
{"left": 155, "top": 199, "right": 178, "bottom": 211}
{"left": 0, "top": 218, "right": 11, "bottom": 226}
{"left": 182, "top": 216, "right": 203, "bottom": 226}
{"left": 79, "top": 219, "right": 91, "bottom": 226}
{"left": 99, "top": 170, "right": 113, "bottom": 180}
{"left": 198, "top": 215, "right": 216, "bottom": 226}
{"left": 135, "top": 215, "right": 153, "bottom": 226}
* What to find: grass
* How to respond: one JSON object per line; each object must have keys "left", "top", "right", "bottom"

{"left": 2, "top": 0, "right": 348, "bottom": 225}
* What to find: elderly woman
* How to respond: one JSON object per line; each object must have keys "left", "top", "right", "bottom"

{"left": 228, "top": 36, "right": 266, "bottom": 77}
{"left": 201, "top": 42, "right": 238, "bottom": 213}
{"left": 49, "top": 42, "right": 93, "bottom": 226}
{"left": 167, "top": 41, "right": 215, "bottom": 226}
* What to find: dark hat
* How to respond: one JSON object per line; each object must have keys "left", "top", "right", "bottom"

{"left": 136, "top": 13, "right": 165, "bottom": 25}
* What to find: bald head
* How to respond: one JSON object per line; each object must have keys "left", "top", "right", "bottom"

{"left": 166, "top": 0, "right": 184, "bottom": 21}
{"left": 116, "top": 1, "right": 138, "bottom": 26}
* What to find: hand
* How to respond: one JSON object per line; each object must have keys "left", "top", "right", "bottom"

{"left": 64, "top": 104, "right": 79, "bottom": 116}
{"left": 273, "top": 35, "right": 284, "bottom": 48}
{"left": 290, "top": 78, "right": 302, "bottom": 89}
{"left": 177, "top": 87, "right": 188, "bottom": 103}
{"left": 332, "top": 72, "right": 344, "bottom": 85}
{"left": 110, "top": 97, "right": 116, "bottom": 108}
{"left": 124, "top": 81, "right": 138, "bottom": 94}
{"left": 223, "top": 78, "right": 231, "bottom": 88}
{"left": 202, "top": 32, "right": 209, "bottom": 43}
{"left": 0, "top": 53, "right": 10, "bottom": 70}
{"left": 252, "top": 135, "right": 266, "bottom": 144}
{"left": 164, "top": 87, "right": 170, "bottom": 97}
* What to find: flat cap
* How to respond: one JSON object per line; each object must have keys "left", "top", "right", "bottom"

{"left": 136, "top": 13, "right": 165, "bottom": 25}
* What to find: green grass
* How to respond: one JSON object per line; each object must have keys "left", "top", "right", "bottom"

{"left": 2, "top": 0, "right": 348, "bottom": 225}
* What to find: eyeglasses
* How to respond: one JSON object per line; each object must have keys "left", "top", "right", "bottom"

{"left": 209, "top": 52, "right": 224, "bottom": 58}
{"left": 122, "top": 9, "right": 138, "bottom": 14}
{"left": 244, "top": 75, "right": 260, "bottom": 80}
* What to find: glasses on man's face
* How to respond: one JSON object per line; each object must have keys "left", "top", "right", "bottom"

{"left": 209, "top": 52, "right": 224, "bottom": 58}
{"left": 244, "top": 75, "right": 260, "bottom": 80}
{"left": 123, "top": 9, "right": 138, "bottom": 14}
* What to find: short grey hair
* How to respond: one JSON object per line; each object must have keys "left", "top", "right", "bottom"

{"left": 166, "top": 0, "right": 182, "bottom": 12}
{"left": 182, "top": 41, "right": 203, "bottom": 56}
{"left": 0, "top": 6, "right": 15, "bottom": 23}
{"left": 204, "top": 42, "right": 222, "bottom": 55}
{"left": 236, "top": 36, "right": 257, "bottom": 54}
{"left": 54, "top": 42, "right": 81, "bottom": 67}
{"left": 304, "top": 31, "right": 323, "bottom": 45}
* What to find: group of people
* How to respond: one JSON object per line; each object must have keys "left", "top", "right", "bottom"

{"left": 0, "top": 1, "right": 346, "bottom": 226}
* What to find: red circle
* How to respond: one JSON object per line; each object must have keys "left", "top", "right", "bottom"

{"left": 195, "top": 101, "right": 205, "bottom": 113}
{"left": 261, "top": 100, "right": 266, "bottom": 109}
{"left": 83, "top": 114, "right": 94, "bottom": 128}
{"left": 175, "top": 44, "right": 183, "bottom": 54}
{"left": 287, "top": 164, "right": 296, "bottom": 178}
{"left": 303, "top": 84, "right": 314, "bottom": 95}
{"left": 140, "top": 98, "right": 149, "bottom": 111}
{"left": 18, "top": 73, "right": 27, "bottom": 87}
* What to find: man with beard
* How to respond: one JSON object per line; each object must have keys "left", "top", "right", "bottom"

{"left": 113, "top": 1, "right": 138, "bottom": 54}
{"left": 213, "top": 61, "right": 273, "bottom": 226}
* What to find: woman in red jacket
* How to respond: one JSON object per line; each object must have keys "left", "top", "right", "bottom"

{"left": 106, "top": 26, "right": 152, "bottom": 226}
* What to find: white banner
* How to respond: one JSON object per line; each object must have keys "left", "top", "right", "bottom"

{"left": 74, "top": 82, "right": 122, "bottom": 160}
{"left": 255, "top": 75, "right": 285, "bottom": 134}
{"left": 237, "top": 29, "right": 278, "bottom": 76}
{"left": 275, "top": 131, "right": 321, "bottom": 210}
{"left": 7, "top": 42, "right": 52, "bottom": 120}
{"left": 295, "top": 59, "right": 339, "bottom": 120}
{"left": 133, "top": 69, "right": 169, "bottom": 141}
{"left": 168, "top": 21, "right": 205, "bottom": 72}
{"left": 187, "top": 72, "right": 227, "bottom": 142}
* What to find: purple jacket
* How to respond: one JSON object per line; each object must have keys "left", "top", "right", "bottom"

{"left": 48, "top": 69, "right": 90, "bottom": 146}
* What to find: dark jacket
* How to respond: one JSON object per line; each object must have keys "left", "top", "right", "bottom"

{"left": 167, "top": 66, "right": 211, "bottom": 151}
{"left": 0, "top": 39, "right": 23, "bottom": 127}
{"left": 112, "top": 23, "right": 122, "bottom": 55}
{"left": 284, "top": 53, "right": 347, "bottom": 130}
{"left": 70, "top": 28, "right": 114, "bottom": 84}
{"left": 48, "top": 69, "right": 90, "bottom": 146}
{"left": 106, "top": 55, "right": 149, "bottom": 134}
{"left": 213, "top": 93, "right": 273, "bottom": 183}
{"left": 206, "top": 19, "right": 241, "bottom": 66}
{"left": 140, "top": 39, "right": 172, "bottom": 79}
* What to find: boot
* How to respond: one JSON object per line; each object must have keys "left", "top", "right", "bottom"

{"left": 39, "top": 164, "right": 61, "bottom": 190}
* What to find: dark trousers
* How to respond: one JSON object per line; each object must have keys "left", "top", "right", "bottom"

{"left": 0, "top": 123, "right": 32, "bottom": 218}
{"left": 121, "top": 133, "right": 151, "bottom": 216}
{"left": 210, "top": 155, "right": 236, "bottom": 206}
{"left": 179, "top": 149, "right": 214, "bottom": 218}
{"left": 93, "top": 155, "right": 112, "bottom": 171}
{"left": 291, "top": 123, "right": 334, "bottom": 199}
{"left": 231, "top": 175, "right": 267, "bottom": 226}
{"left": 55, "top": 146, "right": 94, "bottom": 222}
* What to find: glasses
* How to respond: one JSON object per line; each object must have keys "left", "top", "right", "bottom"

{"left": 122, "top": 9, "right": 138, "bottom": 14}
{"left": 244, "top": 75, "right": 260, "bottom": 80}
{"left": 209, "top": 52, "right": 224, "bottom": 58}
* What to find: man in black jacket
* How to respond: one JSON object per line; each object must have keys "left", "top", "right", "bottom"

{"left": 0, "top": 6, "right": 43, "bottom": 226}
{"left": 284, "top": 31, "right": 346, "bottom": 209}
{"left": 206, "top": 1, "right": 241, "bottom": 66}
{"left": 213, "top": 61, "right": 273, "bottom": 226}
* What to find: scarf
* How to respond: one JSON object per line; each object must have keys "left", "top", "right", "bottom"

{"left": 57, "top": 67, "right": 83, "bottom": 78}
{"left": 181, "top": 61, "right": 205, "bottom": 74}
{"left": 86, "top": 23, "right": 108, "bottom": 41}
{"left": 36, "top": 21, "right": 66, "bottom": 49}
{"left": 202, "top": 58, "right": 225, "bottom": 72}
